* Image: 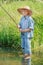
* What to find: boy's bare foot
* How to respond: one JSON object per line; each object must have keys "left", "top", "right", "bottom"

{"left": 24, "top": 56, "right": 30, "bottom": 59}
{"left": 24, "top": 54, "right": 31, "bottom": 59}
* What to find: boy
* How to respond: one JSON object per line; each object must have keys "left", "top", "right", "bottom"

{"left": 17, "top": 6, "right": 34, "bottom": 60}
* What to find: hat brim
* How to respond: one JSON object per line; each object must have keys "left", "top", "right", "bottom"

{"left": 17, "top": 8, "right": 32, "bottom": 15}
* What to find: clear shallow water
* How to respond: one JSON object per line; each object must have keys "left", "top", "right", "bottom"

{"left": 0, "top": 52, "right": 43, "bottom": 65}
{"left": 0, "top": 48, "right": 43, "bottom": 65}
{"left": 0, "top": 52, "right": 22, "bottom": 65}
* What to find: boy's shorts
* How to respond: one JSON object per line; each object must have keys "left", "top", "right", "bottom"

{"left": 21, "top": 37, "right": 32, "bottom": 55}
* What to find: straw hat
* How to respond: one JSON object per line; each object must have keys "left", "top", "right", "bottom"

{"left": 17, "top": 6, "right": 32, "bottom": 15}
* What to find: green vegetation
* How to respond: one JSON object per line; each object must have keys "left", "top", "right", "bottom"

{"left": 0, "top": 0, "right": 43, "bottom": 51}
{"left": 0, "top": 0, "right": 43, "bottom": 65}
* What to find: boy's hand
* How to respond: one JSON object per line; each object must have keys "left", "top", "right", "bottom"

{"left": 19, "top": 29, "right": 24, "bottom": 32}
{"left": 19, "top": 29, "right": 26, "bottom": 32}
{"left": 17, "top": 25, "right": 20, "bottom": 29}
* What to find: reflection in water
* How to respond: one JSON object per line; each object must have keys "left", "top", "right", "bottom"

{"left": 21, "top": 57, "right": 31, "bottom": 65}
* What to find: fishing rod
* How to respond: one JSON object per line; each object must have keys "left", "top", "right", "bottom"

{"left": 0, "top": 4, "right": 17, "bottom": 27}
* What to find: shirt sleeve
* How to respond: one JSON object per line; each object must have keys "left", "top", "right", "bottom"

{"left": 29, "top": 17, "right": 34, "bottom": 30}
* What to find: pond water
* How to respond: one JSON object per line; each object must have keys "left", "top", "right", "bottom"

{"left": 0, "top": 47, "right": 43, "bottom": 65}
{"left": 0, "top": 52, "right": 43, "bottom": 65}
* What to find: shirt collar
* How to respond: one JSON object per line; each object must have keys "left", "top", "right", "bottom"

{"left": 23, "top": 16, "right": 29, "bottom": 19}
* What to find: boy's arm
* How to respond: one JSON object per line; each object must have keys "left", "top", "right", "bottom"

{"left": 19, "top": 28, "right": 32, "bottom": 32}
{"left": 20, "top": 28, "right": 32, "bottom": 32}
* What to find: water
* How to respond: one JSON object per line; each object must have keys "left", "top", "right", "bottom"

{"left": 0, "top": 50, "right": 43, "bottom": 65}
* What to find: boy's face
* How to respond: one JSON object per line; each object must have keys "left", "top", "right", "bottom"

{"left": 20, "top": 9, "right": 29, "bottom": 16}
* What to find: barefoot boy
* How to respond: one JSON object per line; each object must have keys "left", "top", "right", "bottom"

{"left": 17, "top": 6, "right": 34, "bottom": 60}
